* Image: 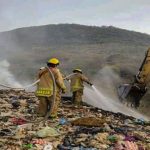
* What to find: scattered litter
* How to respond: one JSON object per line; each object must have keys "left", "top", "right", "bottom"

{"left": 0, "top": 89, "right": 149, "bottom": 149}
{"left": 22, "top": 143, "right": 33, "bottom": 149}
{"left": 11, "top": 117, "right": 27, "bottom": 125}
{"left": 32, "top": 139, "right": 47, "bottom": 145}
{"left": 59, "top": 117, "right": 68, "bottom": 125}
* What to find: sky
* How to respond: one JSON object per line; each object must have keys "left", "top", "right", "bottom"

{"left": 0, "top": 0, "right": 149, "bottom": 34}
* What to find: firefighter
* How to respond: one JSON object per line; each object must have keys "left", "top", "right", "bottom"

{"left": 35, "top": 58, "right": 66, "bottom": 118}
{"left": 69, "top": 69, "right": 93, "bottom": 106}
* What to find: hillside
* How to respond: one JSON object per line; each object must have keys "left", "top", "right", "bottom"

{"left": 0, "top": 24, "right": 150, "bottom": 116}
{"left": 1, "top": 24, "right": 150, "bottom": 46}
{"left": 0, "top": 24, "right": 150, "bottom": 56}
{"left": 0, "top": 24, "right": 149, "bottom": 77}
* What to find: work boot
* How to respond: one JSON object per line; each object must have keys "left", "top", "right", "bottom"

{"left": 48, "top": 114, "right": 58, "bottom": 120}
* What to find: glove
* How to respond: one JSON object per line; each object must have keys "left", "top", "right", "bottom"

{"left": 89, "top": 83, "right": 93, "bottom": 86}
{"left": 62, "top": 89, "right": 66, "bottom": 94}
{"left": 87, "top": 82, "right": 93, "bottom": 86}
{"left": 66, "top": 79, "right": 71, "bottom": 83}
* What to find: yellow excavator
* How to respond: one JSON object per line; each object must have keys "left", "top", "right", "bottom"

{"left": 118, "top": 48, "right": 150, "bottom": 108}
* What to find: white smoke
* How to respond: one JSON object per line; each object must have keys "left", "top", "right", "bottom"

{"left": 84, "top": 66, "right": 149, "bottom": 120}
{"left": 92, "top": 66, "right": 122, "bottom": 98}
{"left": 0, "top": 60, "right": 22, "bottom": 88}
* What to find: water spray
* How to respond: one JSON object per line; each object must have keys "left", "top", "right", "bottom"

{"left": 84, "top": 85, "right": 149, "bottom": 120}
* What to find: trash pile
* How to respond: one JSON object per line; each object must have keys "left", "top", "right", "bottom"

{"left": 0, "top": 89, "right": 149, "bottom": 150}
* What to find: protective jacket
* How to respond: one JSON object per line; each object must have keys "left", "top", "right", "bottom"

{"left": 70, "top": 73, "right": 90, "bottom": 92}
{"left": 36, "top": 67, "right": 66, "bottom": 97}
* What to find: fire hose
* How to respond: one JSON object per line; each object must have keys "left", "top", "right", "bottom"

{"left": 0, "top": 80, "right": 39, "bottom": 90}
{"left": 44, "top": 67, "right": 56, "bottom": 120}
{"left": 0, "top": 71, "right": 76, "bottom": 123}
{"left": 0, "top": 73, "right": 76, "bottom": 90}
{"left": 0, "top": 67, "right": 56, "bottom": 123}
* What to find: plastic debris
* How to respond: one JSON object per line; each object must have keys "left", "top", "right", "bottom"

{"left": 32, "top": 139, "right": 47, "bottom": 145}
{"left": 11, "top": 117, "right": 27, "bottom": 125}
{"left": 134, "top": 118, "right": 145, "bottom": 125}
{"left": 0, "top": 89, "right": 149, "bottom": 150}
{"left": 0, "top": 129, "right": 13, "bottom": 136}
{"left": 43, "top": 143, "right": 53, "bottom": 150}
{"left": 36, "top": 126, "right": 60, "bottom": 137}
{"left": 22, "top": 144, "right": 33, "bottom": 149}
{"left": 59, "top": 117, "right": 68, "bottom": 125}
{"left": 107, "top": 135, "right": 118, "bottom": 143}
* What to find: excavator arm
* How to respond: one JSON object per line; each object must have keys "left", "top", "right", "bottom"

{"left": 136, "top": 48, "right": 150, "bottom": 84}
{"left": 118, "top": 48, "right": 150, "bottom": 108}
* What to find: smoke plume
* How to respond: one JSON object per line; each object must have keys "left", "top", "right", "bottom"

{"left": 0, "top": 60, "right": 22, "bottom": 88}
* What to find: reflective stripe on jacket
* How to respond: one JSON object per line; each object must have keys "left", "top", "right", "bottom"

{"left": 36, "top": 67, "right": 53, "bottom": 97}
{"left": 36, "top": 67, "right": 66, "bottom": 97}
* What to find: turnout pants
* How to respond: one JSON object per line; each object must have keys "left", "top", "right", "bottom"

{"left": 72, "top": 89, "right": 83, "bottom": 106}
{"left": 37, "top": 92, "right": 61, "bottom": 117}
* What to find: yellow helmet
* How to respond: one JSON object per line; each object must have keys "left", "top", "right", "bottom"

{"left": 48, "top": 58, "right": 59, "bottom": 65}
{"left": 73, "top": 68, "right": 82, "bottom": 73}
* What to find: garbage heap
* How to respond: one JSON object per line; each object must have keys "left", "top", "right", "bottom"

{"left": 0, "top": 89, "right": 149, "bottom": 150}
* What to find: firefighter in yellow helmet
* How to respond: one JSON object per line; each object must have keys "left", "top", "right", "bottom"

{"left": 69, "top": 69, "right": 93, "bottom": 106}
{"left": 35, "top": 58, "right": 66, "bottom": 118}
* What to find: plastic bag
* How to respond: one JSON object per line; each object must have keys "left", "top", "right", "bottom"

{"left": 36, "top": 126, "right": 60, "bottom": 138}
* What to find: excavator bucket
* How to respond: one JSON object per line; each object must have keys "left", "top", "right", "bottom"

{"left": 118, "top": 83, "right": 147, "bottom": 108}
{"left": 118, "top": 48, "right": 150, "bottom": 108}
{"left": 118, "top": 84, "right": 132, "bottom": 102}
